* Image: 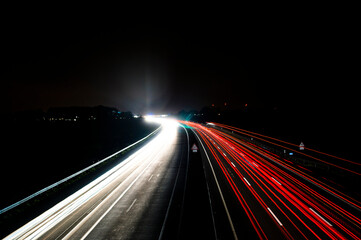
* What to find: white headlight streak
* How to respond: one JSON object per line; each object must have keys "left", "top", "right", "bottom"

{"left": 5, "top": 117, "right": 179, "bottom": 240}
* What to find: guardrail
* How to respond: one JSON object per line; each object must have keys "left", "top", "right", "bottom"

{"left": 0, "top": 126, "right": 161, "bottom": 215}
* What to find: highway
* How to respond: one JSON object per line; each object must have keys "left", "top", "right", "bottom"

{"left": 4, "top": 118, "right": 361, "bottom": 239}
{"left": 182, "top": 121, "right": 361, "bottom": 240}
{"left": 4, "top": 118, "right": 189, "bottom": 240}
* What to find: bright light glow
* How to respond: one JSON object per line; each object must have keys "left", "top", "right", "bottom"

{"left": 144, "top": 114, "right": 170, "bottom": 123}
{"left": 144, "top": 115, "right": 177, "bottom": 126}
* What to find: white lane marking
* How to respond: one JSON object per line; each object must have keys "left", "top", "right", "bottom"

{"left": 309, "top": 208, "right": 333, "bottom": 226}
{"left": 192, "top": 129, "right": 238, "bottom": 240}
{"left": 267, "top": 207, "right": 283, "bottom": 226}
{"left": 271, "top": 177, "right": 282, "bottom": 186}
{"left": 223, "top": 153, "right": 227, "bottom": 157}
{"left": 231, "top": 162, "right": 236, "bottom": 168}
{"left": 252, "top": 162, "right": 259, "bottom": 168}
{"left": 148, "top": 174, "right": 153, "bottom": 182}
{"left": 126, "top": 199, "right": 137, "bottom": 213}
{"left": 243, "top": 177, "right": 251, "bottom": 186}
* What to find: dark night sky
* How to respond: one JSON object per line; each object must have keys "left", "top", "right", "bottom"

{"left": 3, "top": 5, "right": 358, "bottom": 118}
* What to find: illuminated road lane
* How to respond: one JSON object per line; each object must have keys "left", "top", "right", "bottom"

{"left": 5, "top": 118, "right": 189, "bottom": 240}
{"left": 6, "top": 119, "right": 360, "bottom": 239}
{"left": 189, "top": 126, "right": 285, "bottom": 240}
{"left": 182, "top": 121, "right": 361, "bottom": 240}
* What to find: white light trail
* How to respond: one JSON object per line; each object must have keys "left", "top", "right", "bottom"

{"left": 4, "top": 118, "right": 179, "bottom": 240}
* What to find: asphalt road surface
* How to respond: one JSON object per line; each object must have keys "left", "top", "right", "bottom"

{"left": 5, "top": 119, "right": 191, "bottom": 240}
{"left": 183, "top": 121, "right": 361, "bottom": 240}
{"left": 5, "top": 118, "right": 360, "bottom": 239}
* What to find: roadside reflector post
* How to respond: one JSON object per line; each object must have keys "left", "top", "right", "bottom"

{"left": 299, "top": 142, "right": 305, "bottom": 151}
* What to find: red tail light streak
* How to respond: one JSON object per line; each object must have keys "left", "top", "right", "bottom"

{"left": 180, "top": 121, "right": 361, "bottom": 240}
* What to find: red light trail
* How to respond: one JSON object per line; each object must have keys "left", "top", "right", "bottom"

{"left": 180, "top": 121, "right": 361, "bottom": 240}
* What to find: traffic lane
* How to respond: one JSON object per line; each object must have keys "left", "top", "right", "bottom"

{"left": 60, "top": 124, "right": 186, "bottom": 240}
{"left": 182, "top": 123, "right": 322, "bottom": 239}
{"left": 83, "top": 131, "right": 187, "bottom": 240}
{"left": 195, "top": 128, "right": 287, "bottom": 240}
{"left": 39, "top": 132, "right": 169, "bottom": 240}
{"left": 186, "top": 123, "right": 360, "bottom": 239}
{"left": 213, "top": 126, "right": 361, "bottom": 223}
{"left": 222, "top": 151, "right": 322, "bottom": 239}
{"left": 205, "top": 129, "right": 334, "bottom": 239}
{"left": 203, "top": 128, "right": 352, "bottom": 239}
{"left": 218, "top": 134, "right": 360, "bottom": 239}
{"left": 10, "top": 144, "right": 155, "bottom": 240}
{"left": 7, "top": 121, "right": 181, "bottom": 240}
{"left": 207, "top": 134, "right": 306, "bottom": 239}
{"left": 0, "top": 127, "right": 162, "bottom": 239}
